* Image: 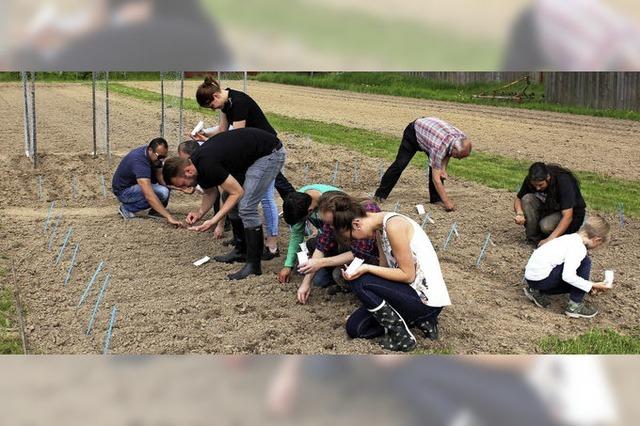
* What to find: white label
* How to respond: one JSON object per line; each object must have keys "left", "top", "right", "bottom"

{"left": 191, "top": 121, "right": 204, "bottom": 136}
{"left": 345, "top": 257, "right": 364, "bottom": 276}
{"left": 416, "top": 204, "right": 426, "bottom": 215}
{"left": 193, "top": 256, "right": 210, "bottom": 266}
{"left": 299, "top": 242, "right": 309, "bottom": 253}
{"left": 297, "top": 251, "right": 309, "bottom": 266}
{"left": 604, "top": 270, "right": 614, "bottom": 287}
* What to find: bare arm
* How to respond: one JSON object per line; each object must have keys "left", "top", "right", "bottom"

{"left": 189, "top": 175, "right": 244, "bottom": 232}
{"left": 231, "top": 120, "right": 247, "bottom": 129}
{"left": 514, "top": 196, "right": 525, "bottom": 225}
{"left": 431, "top": 167, "right": 454, "bottom": 211}
{"left": 137, "top": 178, "right": 181, "bottom": 226}
{"left": 540, "top": 208, "right": 573, "bottom": 245}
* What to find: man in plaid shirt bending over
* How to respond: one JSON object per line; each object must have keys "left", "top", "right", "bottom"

{"left": 374, "top": 117, "right": 472, "bottom": 212}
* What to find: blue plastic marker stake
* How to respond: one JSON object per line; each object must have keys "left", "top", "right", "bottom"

{"left": 100, "top": 174, "right": 107, "bottom": 198}
{"left": 55, "top": 226, "right": 73, "bottom": 265}
{"left": 353, "top": 163, "right": 360, "bottom": 185}
{"left": 443, "top": 222, "right": 458, "bottom": 250}
{"left": 64, "top": 244, "right": 80, "bottom": 286}
{"left": 303, "top": 164, "right": 309, "bottom": 185}
{"left": 37, "top": 176, "right": 43, "bottom": 200}
{"left": 393, "top": 201, "right": 400, "bottom": 212}
{"left": 78, "top": 261, "right": 105, "bottom": 307}
{"left": 103, "top": 305, "right": 118, "bottom": 354}
{"left": 330, "top": 161, "right": 340, "bottom": 185}
{"left": 378, "top": 164, "right": 384, "bottom": 182}
{"left": 476, "top": 233, "right": 493, "bottom": 268}
{"left": 617, "top": 203, "right": 625, "bottom": 229}
{"left": 514, "top": 184, "right": 521, "bottom": 193}
{"left": 86, "top": 273, "right": 110, "bottom": 335}
{"left": 43, "top": 201, "right": 55, "bottom": 233}
{"left": 421, "top": 212, "right": 432, "bottom": 229}
{"left": 47, "top": 216, "right": 62, "bottom": 251}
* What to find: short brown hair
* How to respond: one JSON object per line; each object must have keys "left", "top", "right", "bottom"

{"left": 580, "top": 215, "right": 610, "bottom": 243}
{"left": 162, "top": 157, "right": 190, "bottom": 185}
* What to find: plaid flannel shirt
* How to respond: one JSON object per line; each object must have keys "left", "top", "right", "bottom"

{"left": 414, "top": 117, "right": 467, "bottom": 170}
{"left": 315, "top": 200, "right": 381, "bottom": 264}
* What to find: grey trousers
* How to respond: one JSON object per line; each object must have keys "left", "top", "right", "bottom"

{"left": 228, "top": 147, "right": 286, "bottom": 228}
{"left": 520, "top": 194, "right": 562, "bottom": 242}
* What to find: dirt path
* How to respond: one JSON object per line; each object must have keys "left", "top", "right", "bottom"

{"left": 122, "top": 80, "right": 640, "bottom": 181}
{"left": 1, "top": 83, "right": 638, "bottom": 354}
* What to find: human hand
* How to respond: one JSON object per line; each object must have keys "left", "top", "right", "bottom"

{"left": 590, "top": 281, "right": 610, "bottom": 294}
{"left": 213, "top": 222, "right": 225, "bottom": 239}
{"left": 341, "top": 263, "right": 368, "bottom": 281}
{"left": 297, "top": 282, "right": 312, "bottom": 304}
{"left": 537, "top": 237, "right": 553, "bottom": 247}
{"left": 443, "top": 200, "right": 455, "bottom": 212}
{"left": 297, "top": 258, "right": 323, "bottom": 275}
{"left": 277, "top": 267, "right": 291, "bottom": 284}
{"left": 166, "top": 216, "right": 184, "bottom": 228}
{"left": 515, "top": 214, "right": 526, "bottom": 225}
{"left": 189, "top": 219, "right": 215, "bottom": 232}
{"left": 186, "top": 211, "right": 202, "bottom": 225}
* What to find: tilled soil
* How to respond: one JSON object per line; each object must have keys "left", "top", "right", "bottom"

{"left": 0, "top": 83, "right": 638, "bottom": 354}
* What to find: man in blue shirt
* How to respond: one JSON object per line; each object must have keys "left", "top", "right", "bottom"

{"left": 111, "top": 138, "right": 182, "bottom": 227}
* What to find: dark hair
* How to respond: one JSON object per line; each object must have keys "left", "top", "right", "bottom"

{"left": 196, "top": 75, "right": 222, "bottom": 107}
{"left": 527, "top": 162, "right": 581, "bottom": 212}
{"left": 162, "top": 157, "right": 190, "bottom": 185}
{"left": 148, "top": 137, "right": 168, "bottom": 151}
{"left": 330, "top": 194, "right": 367, "bottom": 235}
{"left": 317, "top": 191, "right": 347, "bottom": 213}
{"left": 283, "top": 191, "right": 313, "bottom": 225}
{"left": 178, "top": 140, "right": 199, "bottom": 157}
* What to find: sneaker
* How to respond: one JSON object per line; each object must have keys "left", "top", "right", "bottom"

{"left": 416, "top": 319, "right": 439, "bottom": 340}
{"left": 565, "top": 300, "right": 598, "bottom": 318}
{"left": 261, "top": 247, "right": 280, "bottom": 261}
{"left": 118, "top": 205, "right": 136, "bottom": 220}
{"left": 147, "top": 209, "right": 164, "bottom": 220}
{"left": 523, "top": 286, "right": 550, "bottom": 309}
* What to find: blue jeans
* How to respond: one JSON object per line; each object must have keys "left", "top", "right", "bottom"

{"left": 116, "top": 184, "right": 169, "bottom": 214}
{"left": 346, "top": 273, "right": 443, "bottom": 339}
{"left": 228, "top": 148, "right": 286, "bottom": 229}
{"left": 527, "top": 256, "right": 591, "bottom": 303}
{"left": 261, "top": 181, "right": 279, "bottom": 237}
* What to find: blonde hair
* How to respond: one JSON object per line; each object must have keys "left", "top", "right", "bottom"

{"left": 580, "top": 215, "right": 610, "bottom": 243}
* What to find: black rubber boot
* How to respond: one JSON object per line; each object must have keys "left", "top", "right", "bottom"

{"left": 228, "top": 226, "right": 263, "bottom": 280}
{"left": 369, "top": 301, "right": 416, "bottom": 352}
{"left": 214, "top": 218, "right": 246, "bottom": 263}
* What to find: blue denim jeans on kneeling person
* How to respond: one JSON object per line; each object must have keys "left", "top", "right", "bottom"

{"left": 116, "top": 184, "right": 170, "bottom": 214}
{"left": 526, "top": 256, "right": 591, "bottom": 303}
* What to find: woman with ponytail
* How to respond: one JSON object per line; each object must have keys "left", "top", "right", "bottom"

{"left": 193, "top": 75, "right": 295, "bottom": 260}
{"left": 330, "top": 194, "right": 451, "bottom": 352}
{"left": 514, "top": 162, "right": 586, "bottom": 247}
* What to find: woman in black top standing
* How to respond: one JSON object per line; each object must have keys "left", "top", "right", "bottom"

{"left": 193, "top": 76, "right": 294, "bottom": 259}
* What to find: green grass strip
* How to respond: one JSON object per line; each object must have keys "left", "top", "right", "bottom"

{"left": 108, "top": 83, "right": 640, "bottom": 217}
{"left": 0, "top": 273, "right": 22, "bottom": 355}
{"left": 540, "top": 328, "right": 640, "bottom": 354}
{"left": 253, "top": 72, "right": 640, "bottom": 122}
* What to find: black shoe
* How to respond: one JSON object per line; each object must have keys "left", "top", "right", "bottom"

{"left": 228, "top": 226, "right": 263, "bottom": 280}
{"left": 416, "top": 319, "right": 439, "bottom": 340}
{"left": 370, "top": 301, "right": 416, "bottom": 352}
{"left": 224, "top": 217, "right": 232, "bottom": 232}
{"left": 262, "top": 247, "right": 280, "bottom": 261}
{"left": 214, "top": 218, "right": 246, "bottom": 263}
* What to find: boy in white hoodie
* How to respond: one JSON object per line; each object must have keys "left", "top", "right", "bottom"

{"left": 524, "top": 215, "right": 611, "bottom": 318}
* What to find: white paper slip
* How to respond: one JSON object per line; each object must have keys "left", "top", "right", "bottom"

{"left": 297, "top": 251, "right": 309, "bottom": 266}
{"left": 299, "top": 242, "right": 309, "bottom": 253}
{"left": 193, "top": 256, "right": 210, "bottom": 266}
{"left": 191, "top": 121, "right": 204, "bottom": 136}
{"left": 345, "top": 257, "right": 364, "bottom": 276}
{"left": 416, "top": 204, "right": 426, "bottom": 215}
{"left": 604, "top": 270, "right": 614, "bottom": 288}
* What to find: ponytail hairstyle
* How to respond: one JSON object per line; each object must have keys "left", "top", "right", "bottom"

{"left": 196, "top": 75, "right": 222, "bottom": 107}
{"left": 317, "top": 191, "right": 348, "bottom": 215}
{"left": 330, "top": 194, "right": 367, "bottom": 242}
{"left": 527, "top": 162, "right": 580, "bottom": 212}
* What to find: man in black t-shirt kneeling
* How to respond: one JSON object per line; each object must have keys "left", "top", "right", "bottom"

{"left": 513, "top": 162, "right": 587, "bottom": 247}
{"left": 163, "top": 128, "right": 286, "bottom": 280}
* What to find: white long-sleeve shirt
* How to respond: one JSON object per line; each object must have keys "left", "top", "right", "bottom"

{"left": 524, "top": 233, "right": 593, "bottom": 292}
